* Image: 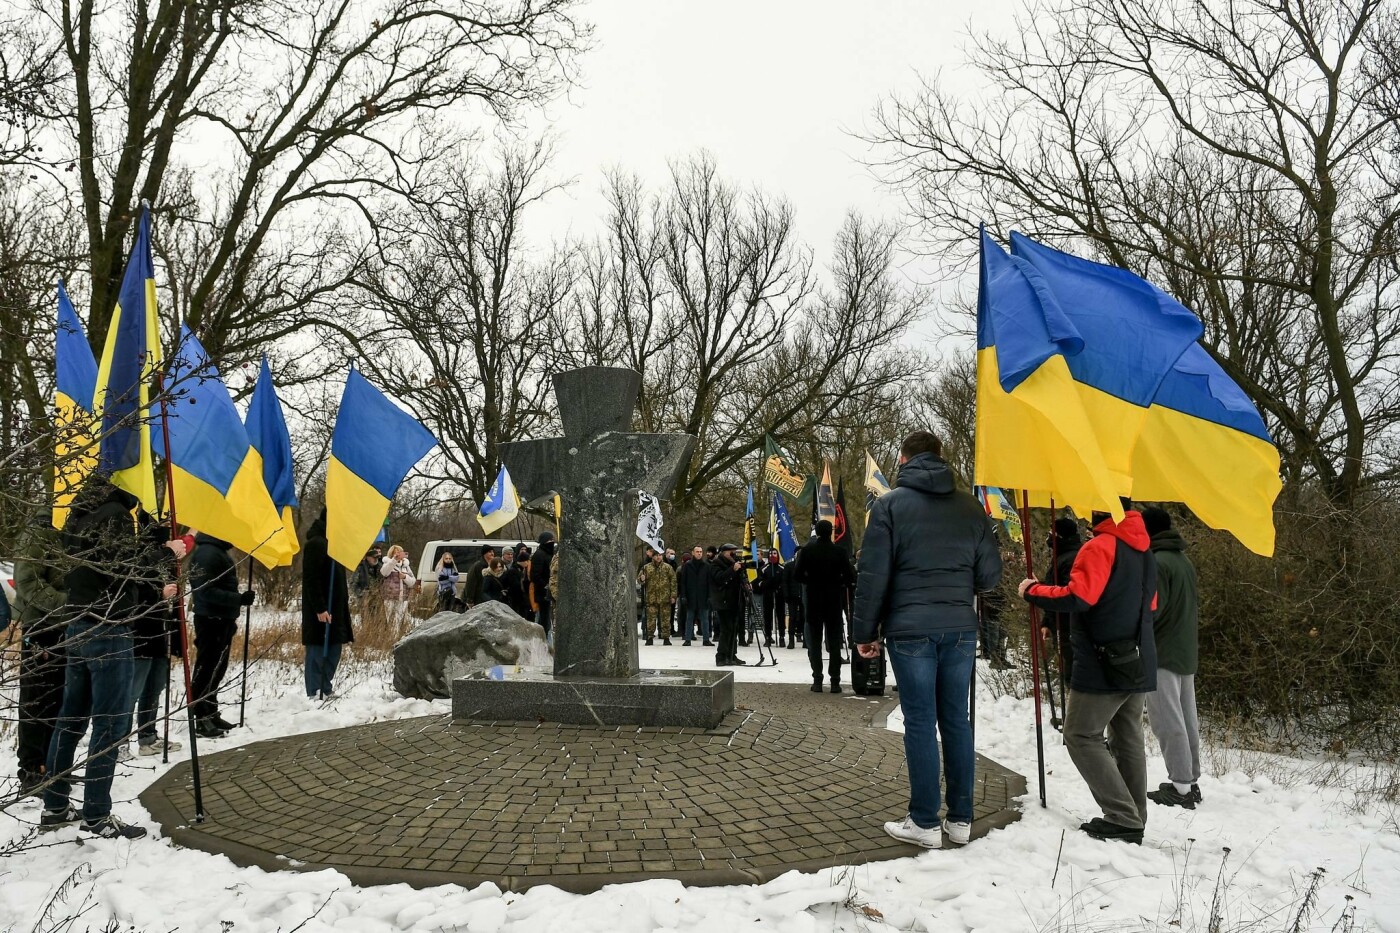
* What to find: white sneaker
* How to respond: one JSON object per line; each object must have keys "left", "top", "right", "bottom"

{"left": 138, "top": 738, "right": 182, "bottom": 757}
{"left": 942, "top": 818, "right": 971, "bottom": 846}
{"left": 116, "top": 745, "right": 133, "bottom": 762}
{"left": 883, "top": 816, "right": 942, "bottom": 848}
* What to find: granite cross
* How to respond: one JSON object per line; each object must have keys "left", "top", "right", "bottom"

{"left": 500, "top": 367, "right": 697, "bottom": 678}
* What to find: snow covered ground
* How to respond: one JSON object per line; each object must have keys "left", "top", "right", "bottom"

{"left": 2, "top": 629, "right": 1398, "bottom": 933}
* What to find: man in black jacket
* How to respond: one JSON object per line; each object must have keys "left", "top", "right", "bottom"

{"left": 754, "top": 549, "right": 785, "bottom": 648}
{"left": 462, "top": 544, "right": 495, "bottom": 608}
{"left": 41, "top": 478, "right": 155, "bottom": 840}
{"left": 796, "top": 522, "right": 856, "bottom": 693}
{"left": 1021, "top": 501, "right": 1158, "bottom": 845}
{"left": 677, "top": 545, "right": 710, "bottom": 646}
{"left": 853, "top": 432, "right": 1002, "bottom": 849}
{"left": 531, "top": 532, "right": 557, "bottom": 639}
{"left": 301, "top": 509, "right": 354, "bottom": 698}
{"left": 708, "top": 544, "right": 746, "bottom": 666}
{"left": 188, "top": 533, "right": 254, "bottom": 737}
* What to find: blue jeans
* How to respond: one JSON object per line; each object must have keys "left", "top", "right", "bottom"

{"left": 130, "top": 656, "right": 169, "bottom": 742}
{"left": 44, "top": 621, "right": 135, "bottom": 821}
{"left": 305, "top": 642, "right": 343, "bottom": 697}
{"left": 681, "top": 603, "right": 707, "bottom": 642}
{"left": 887, "top": 631, "right": 977, "bottom": 827}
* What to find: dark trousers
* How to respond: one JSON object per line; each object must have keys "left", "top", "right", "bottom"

{"left": 130, "top": 656, "right": 169, "bottom": 742}
{"left": 191, "top": 615, "right": 237, "bottom": 718}
{"left": 806, "top": 611, "right": 844, "bottom": 682}
{"left": 536, "top": 601, "right": 552, "bottom": 637}
{"left": 17, "top": 637, "right": 67, "bottom": 774}
{"left": 305, "top": 642, "right": 344, "bottom": 698}
{"left": 44, "top": 622, "right": 134, "bottom": 822}
{"left": 680, "top": 601, "right": 707, "bottom": 642}
{"left": 788, "top": 595, "right": 805, "bottom": 645}
{"left": 761, "top": 593, "right": 786, "bottom": 644}
{"left": 714, "top": 607, "right": 740, "bottom": 664}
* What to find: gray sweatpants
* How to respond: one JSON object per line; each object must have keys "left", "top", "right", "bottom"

{"left": 1064, "top": 689, "right": 1148, "bottom": 830}
{"left": 1144, "top": 668, "right": 1201, "bottom": 786}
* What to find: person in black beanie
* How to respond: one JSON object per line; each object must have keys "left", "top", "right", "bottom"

{"left": 1041, "top": 516, "right": 1084, "bottom": 683}
{"left": 531, "top": 532, "right": 557, "bottom": 639}
{"left": 301, "top": 509, "right": 353, "bottom": 698}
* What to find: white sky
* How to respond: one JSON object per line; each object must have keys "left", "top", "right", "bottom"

{"left": 527, "top": 0, "right": 1019, "bottom": 295}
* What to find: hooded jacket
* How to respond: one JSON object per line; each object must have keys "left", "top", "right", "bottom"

{"left": 61, "top": 480, "right": 146, "bottom": 625}
{"left": 851, "top": 453, "right": 1002, "bottom": 643}
{"left": 189, "top": 533, "right": 242, "bottom": 618}
{"left": 300, "top": 513, "right": 354, "bottom": 646}
{"left": 13, "top": 522, "right": 68, "bottom": 646}
{"left": 1149, "top": 528, "right": 1198, "bottom": 675}
{"left": 531, "top": 538, "right": 557, "bottom": 607}
{"left": 1024, "top": 511, "right": 1158, "bottom": 693}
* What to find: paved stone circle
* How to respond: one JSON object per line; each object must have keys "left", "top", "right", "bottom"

{"left": 141, "top": 683, "right": 1026, "bottom": 892}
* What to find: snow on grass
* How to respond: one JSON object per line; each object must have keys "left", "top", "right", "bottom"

{"left": 2, "top": 620, "right": 1398, "bottom": 933}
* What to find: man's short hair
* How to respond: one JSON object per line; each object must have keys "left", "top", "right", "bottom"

{"left": 814, "top": 519, "right": 834, "bottom": 539}
{"left": 900, "top": 431, "right": 943, "bottom": 460}
{"left": 1141, "top": 506, "right": 1172, "bottom": 536}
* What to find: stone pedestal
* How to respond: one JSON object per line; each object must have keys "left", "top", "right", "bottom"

{"left": 451, "top": 667, "right": 734, "bottom": 729}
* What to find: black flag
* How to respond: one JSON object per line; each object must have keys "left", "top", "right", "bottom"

{"left": 834, "top": 477, "right": 854, "bottom": 555}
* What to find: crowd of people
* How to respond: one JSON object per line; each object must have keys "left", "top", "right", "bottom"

{"left": 4, "top": 429, "right": 1203, "bottom": 852}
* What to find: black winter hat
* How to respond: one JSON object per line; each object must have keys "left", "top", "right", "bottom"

{"left": 537, "top": 530, "right": 555, "bottom": 544}
{"left": 1053, "top": 517, "right": 1081, "bottom": 541}
{"left": 1141, "top": 506, "right": 1172, "bottom": 536}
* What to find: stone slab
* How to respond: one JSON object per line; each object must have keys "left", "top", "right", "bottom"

{"left": 451, "top": 667, "right": 734, "bottom": 729}
{"left": 140, "top": 682, "right": 1027, "bottom": 895}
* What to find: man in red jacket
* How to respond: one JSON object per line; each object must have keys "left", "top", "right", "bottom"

{"left": 1020, "top": 500, "right": 1157, "bottom": 845}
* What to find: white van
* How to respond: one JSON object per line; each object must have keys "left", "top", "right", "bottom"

{"left": 417, "top": 538, "right": 541, "bottom": 589}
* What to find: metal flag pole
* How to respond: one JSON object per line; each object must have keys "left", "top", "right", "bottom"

{"left": 1020, "top": 490, "right": 1048, "bottom": 809}
{"left": 154, "top": 368, "right": 206, "bottom": 823}
{"left": 237, "top": 557, "right": 253, "bottom": 727}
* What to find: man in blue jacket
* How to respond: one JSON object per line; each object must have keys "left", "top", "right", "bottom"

{"left": 854, "top": 432, "right": 1002, "bottom": 849}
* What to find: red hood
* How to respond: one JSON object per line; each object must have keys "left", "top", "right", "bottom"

{"left": 1091, "top": 510, "right": 1150, "bottom": 551}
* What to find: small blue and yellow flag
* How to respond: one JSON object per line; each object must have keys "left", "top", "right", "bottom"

{"left": 325, "top": 368, "right": 437, "bottom": 569}
{"left": 477, "top": 465, "right": 520, "bottom": 535}
{"left": 245, "top": 356, "right": 300, "bottom": 565}
{"left": 93, "top": 206, "right": 162, "bottom": 514}
{"left": 158, "top": 327, "right": 294, "bottom": 568}
{"left": 53, "top": 281, "right": 98, "bottom": 528}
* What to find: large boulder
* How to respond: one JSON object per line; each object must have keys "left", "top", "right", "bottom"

{"left": 392, "top": 602, "right": 550, "bottom": 699}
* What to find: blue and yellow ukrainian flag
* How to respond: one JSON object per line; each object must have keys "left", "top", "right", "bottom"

{"left": 771, "top": 491, "right": 798, "bottom": 562}
{"left": 974, "top": 229, "right": 1125, "bottom": 519}
{"left": 245, "top": 356, "right": 300, "bottom": 565}
{"left": 477, "top": 465, "right": 520, "bottom": 535}
{"left": 52, "top": 281, "right": 98, "bottom": 528}
{"left": 93, "top": 206, "right": 162, "bottom": 514}
{"left": 325, "top": 368, "right": 437, "bottom": 569}
{"left": 1131, "top": 344, "right": 1281, "bottom": 555}
{"left": 158, "top": 327, "right": 294, "bottom": 568}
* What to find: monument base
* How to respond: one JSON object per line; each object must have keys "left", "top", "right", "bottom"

{"left": 451, "top": 667, "right": 735, "bottom": 729}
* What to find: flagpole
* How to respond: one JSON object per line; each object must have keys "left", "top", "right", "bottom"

{"left": 237, "top": 557, "right": 253, "bottom": 727}
{"left": 155, "top": 368, "right": 206, "bottom": 823}
{"left": 1047, "top": 497, "right": 1065, "bottom": 730}
{"left": 1020, "top": 490, "right": 1048, "bottom": 809}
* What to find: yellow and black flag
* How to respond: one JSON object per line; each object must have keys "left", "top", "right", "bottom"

{"left": 762, "top": 433, "right": 813, "bottom": 506}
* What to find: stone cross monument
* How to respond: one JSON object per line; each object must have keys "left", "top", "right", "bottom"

{"left": 500, "top": 367, "right": 696, "bottom": 679}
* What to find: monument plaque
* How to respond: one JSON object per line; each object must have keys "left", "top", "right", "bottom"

{"left": 451, "top": 367, "right": 735, "bottom": 727}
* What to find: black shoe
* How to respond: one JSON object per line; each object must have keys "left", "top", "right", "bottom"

{"left": 40, "top": 805, "right": 81, "bottom": 831}
{"left": 17, "top": 768, "right": 43, "bottom": 798}
{"left": 733, "top": 657, "right": 748, "bottom": 665}
{"left": 765, "top": 639, "right": 774, "bottom": 647}
{"left": 1079, "top": 818, "right": 1143, "bottom": 844}
{"left": 1149, "top": 784, "right": 1197, "bottom": 810}
{"left": 716, "top": 658, "right": 730, "bottom": 667}
{"left": 811, "top": 681, "right": 823, "bottom": 693}
{"left": 645, "top": 638, "right": 654, "bottom": 646}
{"left": 663, "top": 640, "right": 672, "bottom": 646}
{"left": 830, "top": 683, "right": 842, "bottom": 694}
{"left": 702, "top": 640, "right": 713, "bottom": 647}
{"left": 211, "top": 715, "right": 238, "bottom": 731}
{"left": 1191, "top": 784, "right": 1203, "bottom": 804}
{"left": 682, "top": 640, "right": 692, "bottom": 646}
{"left": 80, "top": 815, "right": 148, "bottom": 840}
{"left": 195, "top": 717, "right": 228, "bottom": 739}
{"left": 787, "top": 639, "right": 795, "bottom": 649}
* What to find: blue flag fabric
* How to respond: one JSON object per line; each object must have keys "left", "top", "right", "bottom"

{"left": 246, "top": 356, "right": 300, "bottom": 564}
{"left": 772, "top": 492, "right": 798, "bottom": 562}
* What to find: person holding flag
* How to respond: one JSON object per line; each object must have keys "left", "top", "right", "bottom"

{"left": 302, "top": 369, "right": 436, "bottom": 698}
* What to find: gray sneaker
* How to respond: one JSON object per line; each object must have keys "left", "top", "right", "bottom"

{"left": 138, "top": 737, "right": 182, "bottom": 757}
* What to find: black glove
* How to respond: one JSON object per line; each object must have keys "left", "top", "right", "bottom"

{"left": 239, "top": 589, "right": 256, "bottom": 607}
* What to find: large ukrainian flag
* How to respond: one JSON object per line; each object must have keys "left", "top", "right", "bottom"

{"left": 245, "top": 356, "right": 300, "bottom": 565}
{"left": 52, "top": 281, "right": 98, "bottom": 528}
{"left": 93, "top": 206, "right": 162, "bottom": 515}
{"left": 1131, "top": 344, "right": 1281, "bottom": 555}
{"left": 325, "top": 368, "right": 437, "bottom": 569}
{"left": 158, "top": 327, "right": 295, "bottom": 568}
{"left": 973, "top": 230, "right": 1125, "bottom": 519}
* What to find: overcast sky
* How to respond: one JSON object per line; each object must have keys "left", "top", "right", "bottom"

{"left": 527, "top": 0, "right": 1020, "bottom": 295}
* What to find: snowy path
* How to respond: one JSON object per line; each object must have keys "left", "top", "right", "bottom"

{"left": 2, "top": 632, "right": 1397, "bottom": 933}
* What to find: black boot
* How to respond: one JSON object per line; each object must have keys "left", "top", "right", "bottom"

{"left": 811, "top": 678, "right": 823, "bottom": 693}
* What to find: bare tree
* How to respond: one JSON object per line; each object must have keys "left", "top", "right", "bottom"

{"left": 344, "top": 141, "right": 571, "bottom": 505}
{"left": 867, "top": 0, "right": 1400, "bottom": 511}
